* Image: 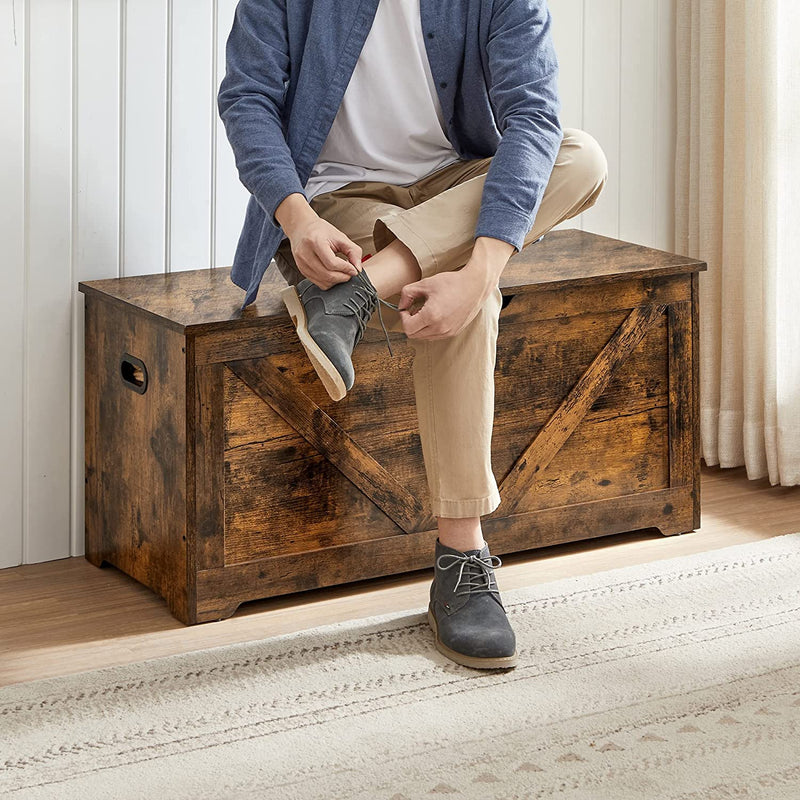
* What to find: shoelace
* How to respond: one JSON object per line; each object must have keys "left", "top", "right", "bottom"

{"left": 348, "top": 267, "right": 399, "bottom": 357}
{"left": 435, "top": 552, "right": 503, "bottom": 596}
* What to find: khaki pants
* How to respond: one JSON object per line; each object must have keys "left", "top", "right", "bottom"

{"left": 274, "top": 128, "right": 608, "bottom": 518}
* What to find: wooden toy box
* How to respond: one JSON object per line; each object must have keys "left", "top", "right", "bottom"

{"left": 79, "top": 229, "right": 706, "bottom": 624}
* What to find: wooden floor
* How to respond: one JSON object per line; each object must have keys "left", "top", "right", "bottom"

{"left": 1, "top": 462, "right": 798, "bottom": 688}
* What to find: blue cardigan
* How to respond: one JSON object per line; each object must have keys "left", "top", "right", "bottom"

{"left": 217, "top": 0, "right": 562, "bottom": 309}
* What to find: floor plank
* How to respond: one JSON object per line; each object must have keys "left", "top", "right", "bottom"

{"left": 1, "top": 463, "right": 798, "bottom": 688}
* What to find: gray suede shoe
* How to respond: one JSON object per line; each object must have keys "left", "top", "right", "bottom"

{"left": 428, "top": 537, "right": 518, "bottom": 670}
{"left": 280, "top": 267, "right": 397, "bottom": 401}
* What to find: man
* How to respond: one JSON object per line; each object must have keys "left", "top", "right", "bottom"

{"left": 218, "top": 0, "right": 607, "bottom": 670}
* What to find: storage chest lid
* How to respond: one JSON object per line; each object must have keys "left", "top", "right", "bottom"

{"left": 77, "top": 229, "right": 706, "bottom": 335}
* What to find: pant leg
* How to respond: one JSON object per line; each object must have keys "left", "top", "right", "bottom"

{"left": 410, "top": 283, "right": 505, "bottom": 517}
{"left": 372, "top": 128, "right": 609, "bottom": 279}
{"left": 394, "top": 128, "right": 609, "bottom": 517}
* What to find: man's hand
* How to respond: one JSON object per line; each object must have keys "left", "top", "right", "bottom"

{"left": 397, "top": 237, "right": 514, "bottom": 340}
{"left": 397, "top": 267, "right": 493, "bottom": 340}
{"left": 289, "top": 216, "right": 364, "bottom": 289}
{"left": 275, "top": 192, "right": 362, "bottom": 289}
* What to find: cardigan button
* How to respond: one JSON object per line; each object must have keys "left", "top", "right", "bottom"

{"left": 439, "top": 81, "right": 447, "bottom": 89}
{"left": 427, "top": 31, "right": 434, "bottom": 38}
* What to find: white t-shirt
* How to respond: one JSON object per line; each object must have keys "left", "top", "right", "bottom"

{"left": 303, "top": 0, "right": 463, "bottom": 202}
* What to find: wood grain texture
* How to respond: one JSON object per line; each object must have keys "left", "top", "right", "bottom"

{"left": 83, "top": 295, "right": 192, "bottom": 623}
{"left": 491, "top": 292, "right": 672, "bottom": 511}
{"left": 226, "top": 357, "right": 432, "bottom": 537}
{"left": 83, "top": 296, "right": 102, "bottom": 566}
{"left": 76, "top": 230, "right": 705, "bottom": 334}
{"left": 499, "top": 302, "right": 668, "bottom": 514}
{"left": 668, "top": 300, "right": 694, "bottom": 488}
{"left": 194, "top": 363, "right": 225, "bottom": 571}
{"left": 221, "top": 349, "right": 430, "bottom": 565}
{"left": 691, "top": 271, "right": 702, "bottom": 528}
{"left": 192, "top": 272, "right": 689, "bottom": 367}
{"left": 194, "top": 485, "right": 695, "bottom": 622}
{"left": 78, "top": 230, "right": 707, "bottom": 625}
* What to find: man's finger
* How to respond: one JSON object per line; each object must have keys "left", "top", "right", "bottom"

{"left": 309, "top": 236, "right": 356, "bottom": 275}
{"left": 303, "top": 252, "right": 344, "bottom": 288}
{"left": 398, "top": 282, "right": 429, "bottom": 312}
{"left": 400, "top": 304, "right": 434, "bottom": 337}
{"left": 336, "top": 240, "right": 362, "bottom": 271}
{"left": 320, "top": 246, "right": 358, "bottom": 276}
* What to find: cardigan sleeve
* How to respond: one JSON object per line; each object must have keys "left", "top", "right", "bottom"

{"left": 217, "top": 0, "right": 306, "bottom": 229}
{"left": 473, "top": 0, "right": 563, "bottom": 253}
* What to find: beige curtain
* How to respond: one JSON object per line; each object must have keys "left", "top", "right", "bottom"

{"left": 676, "top": 0, "right": 800, "bottom": 485}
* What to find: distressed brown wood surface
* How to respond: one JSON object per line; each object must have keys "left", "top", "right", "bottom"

{"left": 221, "top": 340, "right": 434, "bottom": 565}
{"left": 691, "top": 272, "right": 702, "bottom": 527}
{"left": 194, "top": 362, "right": 225, "bottom": 571}
{"left": 221, "top": 360, "right": 423, "bottom": 565}
{"left": 79, "top": 229, "right": 707, "bottom": 625}
{"left": 495, "top": 409, "right": 670, "bottom": 513}
{"left": 191, "top": 272, "right": 691, "bottom": 366}
{"left": 83, "top": 295, "right": 102, "bottom": 567}
{"left": 499, "top": 302, "right": 668, "bottom": 513}
{"left": 76, "top": 229, "right": 705, "bottom": 335}
{"left": 491, "top": 296, "right": 671, "bottom": 509}
{"left": 82, "top": 294, "right": 193, "bottom": 623}
{"left": 668, "top": 301, "right": 694, "bottom": 488}
{"left": 227, "top": 356, "right": 432, "bottom": 536}
{"left": 194, "top": 484, "right": 695, "bottom": 622}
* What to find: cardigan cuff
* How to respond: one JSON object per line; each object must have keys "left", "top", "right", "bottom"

{"left": 253, "top": 169, "right": 308, "bottom": 229}
{"left": 473, "top": 206, "right": 534, "bottom": 254}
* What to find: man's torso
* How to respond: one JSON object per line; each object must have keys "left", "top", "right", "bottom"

{"left": 303, "top": 0, "right": 463, "bottom": 202}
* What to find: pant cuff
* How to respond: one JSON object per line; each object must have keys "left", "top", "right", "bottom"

{"left": 430, "top": 488, "right": 502, "bottom": 519}
{"left": 373, "top": 215, "right": 439, "bottom": 279}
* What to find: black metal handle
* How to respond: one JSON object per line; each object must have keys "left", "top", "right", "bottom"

{"left": 120, "top": 352, "right": 148, "bottom": 395}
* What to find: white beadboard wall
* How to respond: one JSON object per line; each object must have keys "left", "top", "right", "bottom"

{"left": 0, "top": 0, "right": 677, "bottom": 568}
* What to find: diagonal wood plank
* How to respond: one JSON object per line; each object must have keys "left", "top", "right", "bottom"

{"left": 227, "top": 356, "right": 433, "bottom": 534}
{"left": 498, "top": 302, "right": 668, "bottom": 514}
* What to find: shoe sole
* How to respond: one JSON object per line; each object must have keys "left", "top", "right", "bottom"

{"left": 427, "top": 603, "right": 518, "bottom": 670}
{"left": 280, "top": 284, "right": 348, "bottom": 402}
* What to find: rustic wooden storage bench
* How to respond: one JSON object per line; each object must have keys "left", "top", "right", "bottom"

{"left": 79, "top": 229, "right": 706, "bottom": 624}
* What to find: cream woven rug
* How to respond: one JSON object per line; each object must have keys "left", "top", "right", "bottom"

{"left": 2, "top": 534, "right": 800, "bottom": 800}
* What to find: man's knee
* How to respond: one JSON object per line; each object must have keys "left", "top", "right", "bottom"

{"left": 560, "top": 127, "right": 608, "bottom": 198}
